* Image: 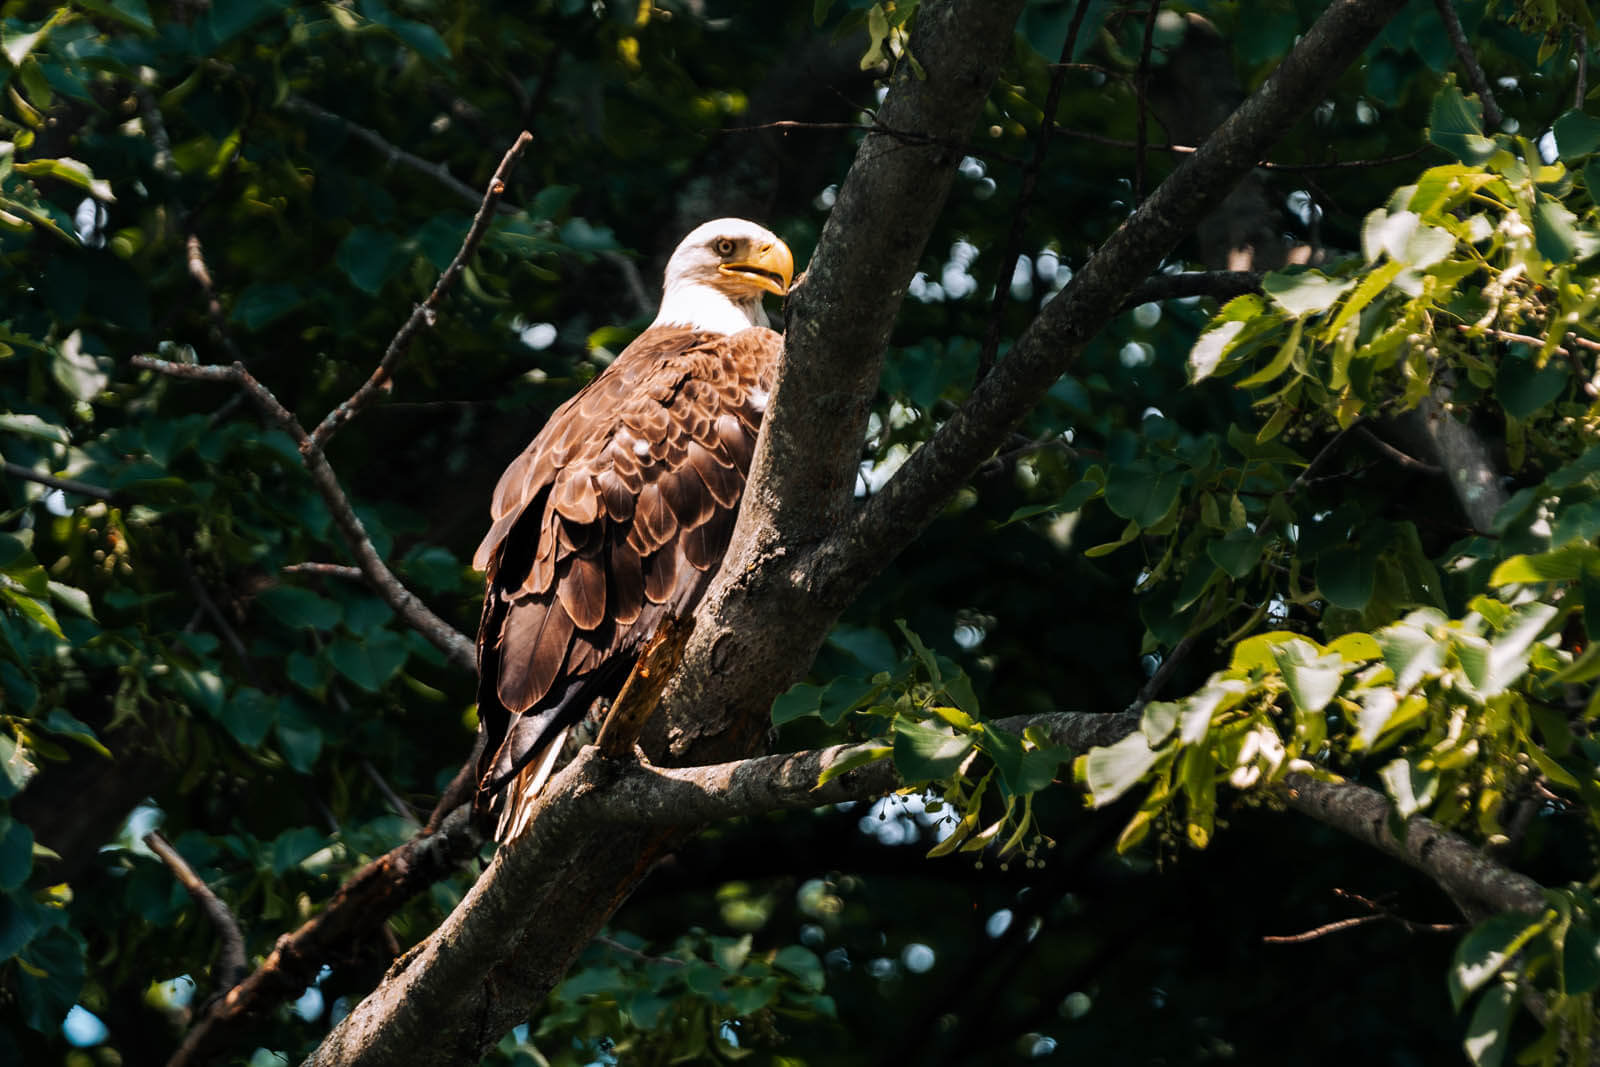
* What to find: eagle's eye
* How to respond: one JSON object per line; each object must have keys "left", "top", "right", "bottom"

{"left": 712, "top": 237, "right": 737, "bottom": 257}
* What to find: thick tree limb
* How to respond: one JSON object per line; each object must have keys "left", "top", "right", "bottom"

{"left": 307, "top": 1, "right": 1416, "bottom": 1061}
{"left": 837, "top": 0, "right": 1412, "bottom": 590}
{"left": 307, "top": 703, "right": 1549, "bottom": 1067}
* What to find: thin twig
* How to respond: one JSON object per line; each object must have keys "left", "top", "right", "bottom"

{"left": 1, "top": 461, "right": 118, "bottom": 502}
{"left": 180, "top": 557, "right": 260, "bottom": 689}
{"left": 363, "top": 759, "right": 422, "bottom": 828}
{"left": 593, "top": 935, "right": 687, "bottom": 967}
{"left": 284, "top": 96, "right": 486, "bottom": 210}
{"left": 1134, "top": 0, "right": 1160, "bottom": 203}
{"left": 1050, "top": 125, "right": 1430, "bottom": 170}
{"left": 145, "top": 831, "right": 248, "bottom": 995}
{"left": 186, "top": 233, "right": 245, "bottom": 364}
{"left": 1126, "top": 632, "right": 1199, "bottom": 715}
{"left": 1262, "top": 914, "right": 1382, "bottom": 943}
{"left": 309, "top": 130, "right": 535, "bottom": 450}
{"left": 721, "top": 118, "right": 1022, "bottom": 166}
{"left": 1353, "top": 426, "right": 1445, "bottom": 476}
{"left": 975, "top": 0, "right": 1092, "bottom": 382}
{"left": 602, "top": 250, "right": 654, "bottom": 319}
{"left": 283, "top": 562, "right": 365, "bottom": 581}
{"left": 128, "top": 356, "right": 477, "bottom": 673}
{"left": 1288, "top": 423, "right": 1357, "bottom": 494}
{"left": 1433, "top": 0, "right": 1502, "bottom": 131}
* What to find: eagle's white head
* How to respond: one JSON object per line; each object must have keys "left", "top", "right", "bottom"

{"left": 651, "top": 218, "right": 795, "bottom": 334}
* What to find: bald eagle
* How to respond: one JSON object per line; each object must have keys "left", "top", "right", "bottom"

{"left": 473, "top": 219, "right": 794, "bottom": 840}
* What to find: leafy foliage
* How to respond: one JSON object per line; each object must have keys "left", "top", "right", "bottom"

{"left": 3, "top": 0, "right": 1600, "bottom": 1064}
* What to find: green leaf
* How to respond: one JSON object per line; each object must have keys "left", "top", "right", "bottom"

{"left": 232, "top": 282, "right": 303, "bottom": 331}
{"left": 275, "top": 699, "right": 322, "bottom": 773}
{"left": 1553, "top": 108, "right": 1600, "bottom": 160}
{"left": 0, "top": 733, "right": 37, "bottom": 799}
{"left": 816, "top": 743, "right": 891, "bottom": 786}
{"left": 0, "top": 814, "right": 34, "bottom": 891}
{"left": 1562, "top": 923, "right": 1600, "bottom": 994}
{"left": 1463, "top": 980, "right": 1515, "bottom": 1067}
{"left": 1379, "top": 756, "right": 1437, "bottom": 818}
{"left": 892, "top": 718, "right": 973, "bottom": 783}
{"left": 1319, "top": 544, "right": 1379, "bottom": 610}
{"left": 218, "top": 686, "right": 276, "bottom": 748}
{"left": 256, "top": 586, "right": 343, "bottom": 631}
{"left": 771, "top": 682, "right": 822, "bottom": 726}
{"left": 1207, "top": 528, "right": 1265, "bottom": 579}
{"left": 818, "top": 678, "right": 877, "bottom": 726}
{"left": 1496, "top": 345, "right": 1571, "bottom": 419}
{"left": 42, "top": 709, "right": 109, "bottom": 758}
{"left": 1081, "top": 732, "right": 1163, "bottom": 807}
{"left": 894, "top": 619, "right": 940, "bottom": 684}
{"left": 16, "top": 926, "right": 84, "bottom": 1033}
{"left": 772, "top": 945, "right": 825, "bottom": 992}
{"left": 1104, "top": 460, "right": 1184, "bottom": 528}
{"left": 270, "top": 825, "right": 325, "bottom": 875}
{"left": 1272, "top": 644, "right": 1344, "bottom": 715}
{"left": 336, "top": 226, "right": 400, "bottom": 295}
{"left": 327, "top": 631, "right": 407, "bottom": 692}
{"left": 1262, "top": 269, "right": 1356, "bottom": 317}
{"left": 1491, "top": 544, "right": 1600, "bottom": 584}
{"left": 1428, "top": 79, "right": 1497, "bottom": 164}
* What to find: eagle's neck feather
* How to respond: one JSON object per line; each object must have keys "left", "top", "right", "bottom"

{"left": 651, "top": 279, "right": 768, "bottom": 333}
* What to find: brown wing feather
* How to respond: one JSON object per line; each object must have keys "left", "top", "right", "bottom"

{"left": 473, "top": 325, "right": 784, "bottom": 834}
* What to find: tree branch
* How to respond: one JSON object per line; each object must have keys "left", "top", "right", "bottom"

{"left": 309, "top": 700, "right": 1550, "bottom": 1067}
{"left": 166, "top": 806, "right": 479, "bottom": 1067}
{"left": 283, "top": 95, "right": 488, "bottom": 210}
{"left": 976, "top": 0, "right": 1093, "bottom": 381}
{"left": 306, "top": 2, "right": 1419, "bottom": 1060}
{"left": 308, "top": 130, "right": 534, "bottom": 450}
{"left": 835, "top": 0, "right": 1411, "bottom": 599}
{"left": 1433, "top": 0, "right": 1503, "bottom": 131}
{"left": 1, "top": 460, "right": 119, "bottom": 503}
{"left": 144, "top": 831, "right": 248, "bottom": 997}
{"left": 128, "top": 357, "right": 476, "bottom": 673}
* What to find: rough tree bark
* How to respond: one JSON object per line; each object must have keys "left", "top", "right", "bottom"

{"left": 306, "top": 1, "right": 1412, "bottom": 1062}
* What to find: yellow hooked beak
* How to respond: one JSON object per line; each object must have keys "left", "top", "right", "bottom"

{"left": 719, "top": 237, "right": 795, "bottom": 298}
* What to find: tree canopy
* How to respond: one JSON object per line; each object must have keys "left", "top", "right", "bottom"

{"left": 4, "top": 0, "right": 1600, "bottom": 1064}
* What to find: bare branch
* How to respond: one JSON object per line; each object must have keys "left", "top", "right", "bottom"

{"left": 283, "top": 96, "right": 486, "bottom": 210}
{"left": 129, "top": 356, "right": 476, "bottom": 673}
{"left": 144, "top": 831, "right": 247, "bottom": 996}
{"left": 1050, "top": 124, "right": 1431, "bottom": 171}
{"left": 1122, "top": 269, "right": 1261, "bottom": 308}
{"left": 1, "top": 460, "right": 118, "bottom": 503}
{"left": 185, "top": 233, "right": 246, "bottom": 364}
{"left": 1353, "top": 426, "right": 1445, "bottom": 476}
{"left": 1262, "top": 914, "right": 1383, "bottom": 943}
{"left": 1433, "top": 0, "right": 1503, "bottom": 131}
{"left": 282, "top": 562, "right": 365, "bottom": 581}
{"left": 308, "top": 130, "right": 534, "bottom": 450}
{"left": 166, "top": 806, "right": 479, "bottom": 1067}
{"left": 976, "top": 0, "right": 1094, "bottom": 380}
{"left": 363, "top": 759, "right": 422, "bottom": 829}
{"left": 1134, "top": 0, "right": 1160, "bottom": 202}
